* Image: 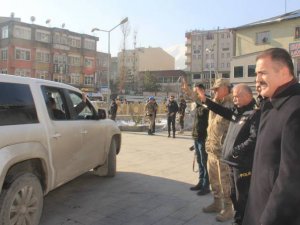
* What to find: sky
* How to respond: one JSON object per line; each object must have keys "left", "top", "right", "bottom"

{"left": 2, "top": 0, "right": 300, "bottom": 57}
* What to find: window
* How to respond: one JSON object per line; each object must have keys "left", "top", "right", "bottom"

{"left": 256, "top": 31, "right": 270, "bottom": 44}
{"left": 84, "top": 39, "right": 96, "bottom": 50}
{"left": 1, "top": 48, "right": 8, "bottom": 60}
{"left": 35, "top": 30, "right": 51, "bottom": 43}
{"left": 206, "top": 33, "right": 214, "bottom": 40}
{"left": 193, "top": 74, "right": 201, "bottom": 79}
{"left": 69, "top": 55, "right": 81, "bottom": 66}
{"left": 36, "top": 70, "right": 48, "bottom": 79}
{"left": 295, "top": 26, "right": 300, "bottom": 39}
{"left": 84, "top": 75, "right": 94, "bottom": 85}
{"left": 234, "top": 66, "right": 243, "bottom": 78}
{"left": 1, "top": 26, "right": 8, "bottom": 39}
{"left": 84, "top": 58, "right": 93, "bottom": 67}
{"left": 68, "top": 36, "right": 81, "bottom": 48}
{"left": 248, "top": 65, "right": 256, "bottom": 77}
{"left": 15, "top": 69, "right": 31, "bottom": 77}
{"left": 42, "top": 86, "right": 69, "bottom": 120}
{"left": 15, "top": 48, "right": 31, "bottom": 61}
{"left": 70, "top": 73, "right": 80, "bottom": 84}
{"left": 0, "top": 82, "right": 38, "bottom": 125}
{"left": 36, "top": 51, "right": 50, "bottom": 63}
{"left": 13, "top": 26, "right": 31, "bottom": 40}
{"left": 68, "top": 91, "right": 95, "bottom": 120}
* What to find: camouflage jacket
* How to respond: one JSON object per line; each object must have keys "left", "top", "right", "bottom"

{"left": 205, "top": 95, "right": 233, "bottom": 158}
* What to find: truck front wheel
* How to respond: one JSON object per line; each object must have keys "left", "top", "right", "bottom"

{"left": 0, "top": 173, "right": 43, "bottom": 225}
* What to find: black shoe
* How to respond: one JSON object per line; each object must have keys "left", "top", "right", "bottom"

{"left": 190, "top": 183, "right": 202, "bottom": 191}
{"left": 197, "top": 188, "right": 210, "bottom": 196}
{"left": 189, "top": 145, "right": 195, "bottom": 151}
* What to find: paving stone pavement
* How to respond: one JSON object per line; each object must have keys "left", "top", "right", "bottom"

{"left": 40, "top": 131, "right": 233, "bottom": 225}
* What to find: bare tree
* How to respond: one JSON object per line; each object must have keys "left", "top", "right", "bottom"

{"left": 119, "top": 21, "right": 131, "bottom": 93}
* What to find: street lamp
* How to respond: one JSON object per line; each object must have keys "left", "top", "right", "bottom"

{"left": 205, "top": 47, "right": 213, "bottom": 95}
{"left": 91, "top": 17, "right": 128, "bottom": 103}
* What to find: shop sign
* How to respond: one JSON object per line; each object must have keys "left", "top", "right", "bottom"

{"left": 289, "top": 42, "right": 300, "bottom": 58}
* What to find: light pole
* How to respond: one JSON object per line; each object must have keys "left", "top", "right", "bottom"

{"left": 92, "top": 17, "right": 128, "bottom": 103}
{"left": 205, "top": 43, "right": 216, "bottom": 96}
{"left": 205, "top": 47, "right": 213, "bottom": 96}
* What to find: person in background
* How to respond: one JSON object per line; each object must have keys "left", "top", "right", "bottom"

{"left": 152, "top": 98, "right": 158, "bottom": 133}
{"left": 109, "top": 99, "right": 118, "bottom": 121}
{"left": 177, "top": 96, "right": 187, "bottom": 134}
{"left": 189, "top": 83, "right": 210, "bottom": 195}
{"left": 243, "top": 48, "right": 300, "bottom": 225}
{"left": 166, "top": 95, "right": 178, "bottom": 138}
{"left": 197, "top": 83, "right": 260, "bottom": 225}
{"left": 145, "top": 96, "right": 157, "bottom": 135}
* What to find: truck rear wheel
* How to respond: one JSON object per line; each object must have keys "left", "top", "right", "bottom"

{"left": 0, "top": 173, "right": 43, "bottom": 225}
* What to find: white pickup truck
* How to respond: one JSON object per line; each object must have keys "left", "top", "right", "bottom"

{"left": 0, "top": 74, "right": 121, "bottom": 225}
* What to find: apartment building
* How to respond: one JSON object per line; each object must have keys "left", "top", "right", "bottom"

{"left": 0, "top": 16, "right": 100, "bottom": 92}
{"left": 231, "top": 9, "right": 300, "bottom": 89}
{"left": 185, "top": 28, "right": 235, "bottom": 89}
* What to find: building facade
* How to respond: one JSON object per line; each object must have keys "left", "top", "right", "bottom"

{"left": 231, "top": 9, "right": 300, "bottom": 89}
{"left": 185, "top": 28, "right": 235, "bottom": 89}
{"left": 0, "top": 17, "right": 101, "bottom": 92}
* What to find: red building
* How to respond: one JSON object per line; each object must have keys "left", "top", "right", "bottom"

{"left": 0, "top": 16, "right": 99, "bottom": 92}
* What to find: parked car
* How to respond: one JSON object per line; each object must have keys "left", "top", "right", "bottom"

{"left": 0, "top": 74, "right": 121, "bottom": 225}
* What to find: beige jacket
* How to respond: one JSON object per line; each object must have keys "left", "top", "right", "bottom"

{"left": 205, "top": 95, "right": 233, "bottom": 158}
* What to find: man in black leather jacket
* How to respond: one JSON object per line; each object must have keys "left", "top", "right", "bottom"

{"left": 197, "top": 83, "right": 260, "bottom": 225}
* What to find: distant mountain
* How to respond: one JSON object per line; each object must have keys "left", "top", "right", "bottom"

{"left": 164, "top": 44, "right": 186, "bottom": 70}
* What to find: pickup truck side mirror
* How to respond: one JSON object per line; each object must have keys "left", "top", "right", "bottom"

{"left": 98, "top": 109, "right": 106, "bottom": 119}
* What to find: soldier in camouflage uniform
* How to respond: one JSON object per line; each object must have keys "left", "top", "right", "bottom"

{"left": 202, "top": 79, "right": 234, "bottom": 222}
{"left": 145, "top": 96, "right": 157, "bottom": 135}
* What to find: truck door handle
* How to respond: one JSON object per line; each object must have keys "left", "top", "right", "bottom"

{"left": 52, "top": 133, "right": 61, "bottom": 138}
{"left": 80, "top": 130, "right": 88, "bottom": 134}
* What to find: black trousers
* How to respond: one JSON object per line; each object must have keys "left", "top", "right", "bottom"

{"left": 229, "top": 166, "right": 251, "bottom": 225}
{"left": 167, "top": 115, "right": 176, "bottom": 134}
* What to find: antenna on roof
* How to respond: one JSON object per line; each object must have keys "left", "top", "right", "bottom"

{"left": 285, "top": 0, "right": 287, "bottom": 13}
{"left": 30, "top": 16, "right": 36, "bottom": 24}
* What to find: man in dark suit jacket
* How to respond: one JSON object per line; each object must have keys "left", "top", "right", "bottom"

{"left": 243, "top": 48, "right": 300, "bottom": 225}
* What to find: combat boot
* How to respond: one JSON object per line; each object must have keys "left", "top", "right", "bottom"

{"left": 202, "top": 198, "right": 222, "bottom": 213}
{"left": 216, "top": 199, "right": 234, "bottom": 222}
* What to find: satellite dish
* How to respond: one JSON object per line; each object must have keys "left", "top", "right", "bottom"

{"left": 30, "top": 16, "right": 36, "bottom": 23}
{"left": 46, "top": 19, "right": 51, "bottom": 24}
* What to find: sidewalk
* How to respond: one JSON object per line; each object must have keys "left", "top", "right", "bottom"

{"left": 40, "top": 131, "right": 232, "bottom": 225}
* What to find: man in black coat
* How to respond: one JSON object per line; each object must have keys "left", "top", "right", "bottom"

{"left": 166, "top": 95, "right": 179, "bottom": 138}
{"left": 197, "top": 84, "right": 260, "bottom": 225}
{"left": 243, "top": 48, "right": 300, "bottom": 225}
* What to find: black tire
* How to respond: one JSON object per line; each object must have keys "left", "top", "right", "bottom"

{"left": 94, "top": 138, "right": 117, "bottom": 177}
{"left": 106, "top": 139, "right": 117, "bottom": 177}
{"left": 0, "top": 173, "right": 43, "bottom": 225}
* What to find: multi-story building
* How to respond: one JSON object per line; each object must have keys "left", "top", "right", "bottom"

{"left": 0, "top": 16, "right": 100, "bottom": 92}
{"left": 231, "top": 9, "right": 300, "bottom": 89}
{"left": 185, "top": 28, "right": 235, "bottom": 89}
{"left": 117, "top": 47, "right": 175, "bottom": 93}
